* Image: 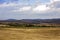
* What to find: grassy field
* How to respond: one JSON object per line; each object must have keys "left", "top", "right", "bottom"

{"left": 0, "top": 28, "right": 60, "bottom": 40}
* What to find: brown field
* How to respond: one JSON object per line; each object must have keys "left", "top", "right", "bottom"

{"left": 0, "top": 28, "right": 60, "bottom": 40}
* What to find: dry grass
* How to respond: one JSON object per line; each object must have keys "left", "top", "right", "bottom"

{"left": 0, "top": 28, "right": 60, "bottom": 40}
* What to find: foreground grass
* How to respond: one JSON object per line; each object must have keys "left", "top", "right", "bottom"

{"left": 0, "top": 27, "right": 60, "bottom": 40}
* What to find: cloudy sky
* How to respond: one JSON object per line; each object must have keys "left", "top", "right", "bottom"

{"left": 0, "top": 0, "right": 60, "bottom": 20}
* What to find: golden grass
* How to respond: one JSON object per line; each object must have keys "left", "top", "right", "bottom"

{"left": 0, "top": 28, "right": 60, "bottom": 40}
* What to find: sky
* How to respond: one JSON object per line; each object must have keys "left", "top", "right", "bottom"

{"left": 0, "top": 0, "right": 60, "bottom": 20}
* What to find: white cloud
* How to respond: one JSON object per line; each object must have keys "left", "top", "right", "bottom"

{"left": 13, "top": 6, "right": 32, "bottom": 12}
{"left": 49, "top": 0, "right": 60, "bottom": 8}
{"left": 0, "top": 0, "right": 60, "bottom": 13}
{"left": 50, "top": 0, "right": 60, "bottom": 3}
{"left": 54, "top": 0, "right": 60, "bottom": 1}
{"left": 0, "top": 3, "right": 17, "bottom": 7}
{"left": 12, "top": 4, "right": 51, "bottom": 13}
{"left": 32, "top": 5, "right": 50, "bottom": 13}
{"left": 19, "top": 6, "right": 31, "bottom": 12}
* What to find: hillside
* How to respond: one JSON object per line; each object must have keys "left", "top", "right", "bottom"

{"left": 0, "top": 18, "right": 60, "bottom": 24}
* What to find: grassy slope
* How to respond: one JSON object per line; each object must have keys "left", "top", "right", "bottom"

{"left": 0, "top": 28, "right": 60, "bottom": 40}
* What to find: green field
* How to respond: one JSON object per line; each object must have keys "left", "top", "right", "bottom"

{"left": 0, "top": 28, "right": 60, "bottom": 40}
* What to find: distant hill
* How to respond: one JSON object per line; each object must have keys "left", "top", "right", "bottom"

{"left": 0, "top": 18, "right": 60, "bottom": 24}
{"left": 21, "top": 19, "right": 60, "bottom": 24}
{"left": 7, "top": 19, "right": 17, "bottom": 21}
